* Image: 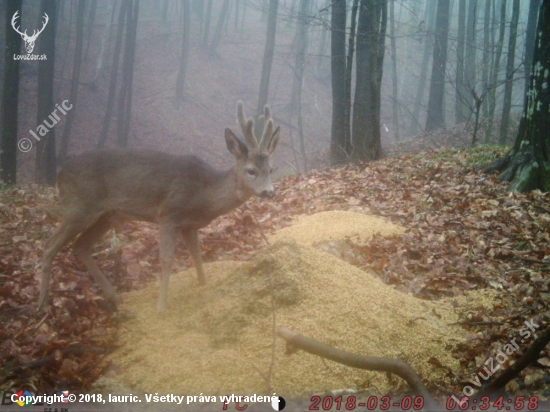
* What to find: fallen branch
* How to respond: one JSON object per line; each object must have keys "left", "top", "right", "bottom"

{"left": 277, "top": 327, "right": 441, "bottom": 411}
{"left": 478, "top": 325, "right": 550, "bottom": 395}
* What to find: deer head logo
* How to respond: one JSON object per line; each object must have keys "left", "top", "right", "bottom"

{"left": 11, "top": 10, "right": 49, "bottom": 54}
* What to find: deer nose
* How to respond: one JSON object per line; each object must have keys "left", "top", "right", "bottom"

{"left": 260, "top": 190, "right": 275, "bottom": 199}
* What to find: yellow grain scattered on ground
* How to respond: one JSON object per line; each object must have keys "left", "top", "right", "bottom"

{"left": 268, "top": 210, "right": 405, "bottom": 245}
{"left": 107, "top": 212, "right": 497, "bottom": 397}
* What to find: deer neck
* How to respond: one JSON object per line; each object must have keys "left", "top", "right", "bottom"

{"left": 204, "top": 167, "right": 251, "bottom": 218}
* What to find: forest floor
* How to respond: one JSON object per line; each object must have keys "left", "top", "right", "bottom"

{"left": 2, "top": 131, "right": 550, "bottom": 406}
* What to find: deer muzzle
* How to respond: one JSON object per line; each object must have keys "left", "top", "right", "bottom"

{"left": 259, "top": 189, "right": 275, "bottom": 199}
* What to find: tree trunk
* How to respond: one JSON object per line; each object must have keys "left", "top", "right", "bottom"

{"left": 425, "top": 0, "right": 450, "bottom": 132}
{"left": 485, "top": 0, "right": 506, "bottom": 141}
{"left": 175, "top": 0, "right": 191, "bottom": 107}
{"left": 343, "top": 0, "right": 359, "bottom": 149}
{"left": 91, "top": 0, "right": 116, "bottom": 86}
{"left": 35, "top": 0, "right": 58, "bottom": 186}
{"left": 0, "top": 0, "right": 23, "bottom": 185}
{"left": 455, "top": 0, "right": 467, "bottom": 124}
{"left": 97, "top": 0, "right": 129, "bottom": 148}
{"left": 84, "top": 0, "right": 97, "bottom": 61}
{"left": 481, "top": 0, "right": 491, "bottom": 117}
{"left": 499, "top": 0, "right": 519, "bottom": 144}
{"left": 116, "top": 0, "right": 139, "bottom": 148}
{"left": 234, "top": 0, "right": 239, "bottom": 31}
{"left": 482, "top": 0, "right": 550, "bottom": 192}
{"left": 389, "top": 0, "right": 400, "bottom": 140}
{"left": 330, "top": 0, "right": 349, "bottom": 164}
{"left": 256, "top": 0, "right": 279, "bottom": 117}
{"left": 202, "top": 0, "right": 213, "bottom": 48}
{"left": 351, "top": 0, "right": 387, "bottom": 161}
{"left": 464, "top": 0, "right": 477, "bottom": 100}
{"left": 409, "top": 0, "right": 436, "bottom": 136}
{"left": 59, "top": 0, "right": 86, "bottom": 162}
{"left": 523, "top": 0, "right": 541, "bottom": 96}
{"left": 315, "top": 0, "right": 330, "bottom": 74}
{"left": 291, "top": 0, "right": 312, "bottom": 172}
{"left": 209, "top": 0, "right": 230, "bottom": 54}
{"left": 290, "top": 0, "right": 312, "bottom": 111}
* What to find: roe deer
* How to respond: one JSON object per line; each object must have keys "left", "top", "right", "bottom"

{"left": 39, "top": 101, "right": 280, "bottom": 311}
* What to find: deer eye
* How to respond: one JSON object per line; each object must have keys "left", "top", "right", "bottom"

{"left": 246, "top": 169, "right": 257, "bottom": 177}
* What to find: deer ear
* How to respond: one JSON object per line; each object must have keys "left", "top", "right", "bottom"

{"left": 266, "top": 126, "right": 280, "bottom": 155}
{"left": 225, "top": 128, "right": 248, "bottom": 159}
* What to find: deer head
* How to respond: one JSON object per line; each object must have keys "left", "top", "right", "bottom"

{"left": 225, "top": 101, "right": 280, "bottom": 199}
{"left": 11, "top": 11, "right": 49, "bottom": 54}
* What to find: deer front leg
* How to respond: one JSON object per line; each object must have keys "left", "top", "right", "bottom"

{"left": 182, "top": 229, "right": 206, "bottom": 286}
{"left": 158, "top": 222, "right": 178, "bottom": 311}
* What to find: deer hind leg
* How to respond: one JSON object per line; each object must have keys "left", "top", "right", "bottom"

{"left": 73, "top": 214, "right": 121, "bottom": 305}
{"left": 158, "top": 222, "right": 179, "bottom": 311}
{"left": 39, "top": 212, "right": 102, "bottom": 311}
{"left": 182, "top": 229, "right": 206, "bottom": 286}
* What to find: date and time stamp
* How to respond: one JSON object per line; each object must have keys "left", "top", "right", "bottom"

{"left": 0, "top": 391, "right": 545, "bottom": 411}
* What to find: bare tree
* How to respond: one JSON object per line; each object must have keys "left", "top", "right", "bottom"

{"left": 352, "top": 0, "right": 387, "bottom": 161}
{"left": 425, "top": 0, "right": 450, "bottom": 132}
{"left": 389, "top": 0, "right": 400, "bottom": 140}
{"left": 455, "top": 0, "right": 467, "bottom": 124}
{"left": 482, "top": 0, "right": 550, "bottom": 192}
{"left": 291, "top": 0, "right": 312, "bottom": 172}
{"left": 0, "top": 0, "right": 23, "bottom": 185}
{"left": 84, "top": 0, "right": 98, "bottom": 60}
{"left": 257, "top": 0, "right": 279, "bottom": 117}
{"left": 330, "top": 0, "right": 349, "bottom": 164}
{"left": 202, "top": 0, "right": 213, "bottom": 48}
{"left": 481, "top": 0, "right": 491, "bottom": 118}
{"left": 98, "top": 0, "right": 129, "bottom": 149}
{"left": 486, "top": 0, "right": 507, "bottom": 141}
{"left": 35, "top": 0, "right": 58, "bottom": 186}
{"left": 499, "top": 0, "right": 519, "bottom": 144}
{"left": 409, "top": 0, "right": 436, "bottom": 136}
{"left": 210, "top": 0, "right": 231, "bottom": 54}
{"left": 523, "top": 0, "right": 541, "bottom": 96}
{"left": 175, "top": 0, "right": 191, "bottom": 107}
{"left": 116, "top": 0, "right": 139, "bottom": 148}
{"left": 59, "top": 0, "right": 86, "bottom": 162}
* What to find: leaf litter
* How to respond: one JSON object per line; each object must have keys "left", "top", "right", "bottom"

{"left": 2, "top": 147, "right": 549, "bottom": 396}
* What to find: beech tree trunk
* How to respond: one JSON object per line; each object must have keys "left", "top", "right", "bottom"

{"left": 523, "top": 0, "right": 540, "bottom": 97}
{"left": 210, "top": 0, "right": 231, "bottom": 54}
{"left": 0, "top": 0, "right": 23, "bottom": 185}
{"left": 330, "top": 0, "right": 348, "bottom": 164}
{"left": 256, "top": 0, "right": 279, "bottom": 117}
{"left": 485, "top": 0, "right": 506, "bottom": 141}
{"left": 59, "top": 0, "right": 86, "bottom": 162}
{"left": 455, "top": 0, "right": 467, "bottom": 124}
{"left": 425, "top": 0, "right": 450, "bottom": 132}
{"left": 482, "top": 0, "right": 550, "bottom": 192}
{"left": 409, "top": 0, "right": 436, "bottom": 136}
{"left": 97, "top": 0, "right": 128, "bottom": 148}
{"left": 499, "top": 0, "right": 520, "bottom": 144}
{"left": 351, "top": 0, "right": 387, "bottom": 161}
{"left": 175, "top": 0, "right": 191, "bottom": 107}
{"left": 35, "top": 0, "right": 58, "bottom": 186}
{"left": 389, "top": 0, "right": 400, "bottom": 140}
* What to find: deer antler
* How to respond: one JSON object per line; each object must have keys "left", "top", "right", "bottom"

{"left": 236, "top": 101, "right": 259, "bottom": 149}
{"left": 11, "top": 10, "right": 26, "bottom": 37}
{"left": 28, "top": 13, "right": 49, "bottom": 41}
{"left": 259, "top": 105, "right": 275, "bottom": 152}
